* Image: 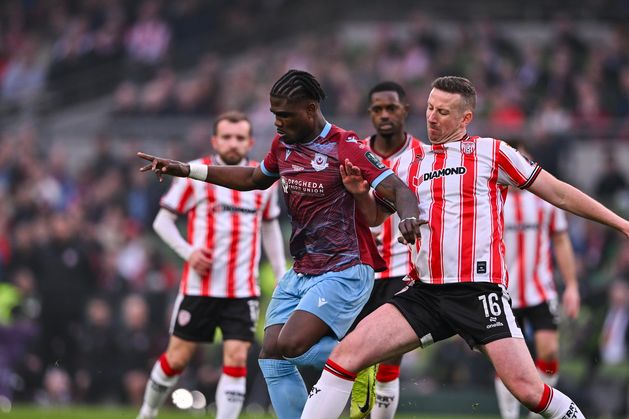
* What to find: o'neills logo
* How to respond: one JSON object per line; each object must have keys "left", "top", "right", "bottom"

{"left": 423, "top": 166, "right": 467, "bottom": 181}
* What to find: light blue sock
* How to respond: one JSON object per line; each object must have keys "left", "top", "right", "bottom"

{"left": 258, "top": 358, "right": 308, "bottom": 419}
{"left": 285, "top": 335, "right": 338, "bottom": 370}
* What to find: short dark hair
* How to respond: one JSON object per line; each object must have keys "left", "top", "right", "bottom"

{"left": 369, "top": 81, "right": 407, "bottom": 102}
{"left": 270, "top": 69, "right": 326, "bottom": 103}
{"left": 213, "top": 111, "right": 252, "bottom": 136}
{"left": 431, "top": 76, "right": 476, "bottom": 111}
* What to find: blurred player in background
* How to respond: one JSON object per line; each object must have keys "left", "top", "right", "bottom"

{"left": 301, "top": 76, "right": 629, "bottom": 419}
{"left": 349, "top": 81, "right": 423, "bottom": 419}
{"left": 137, "top": 69, "right": 422, "bottom": 419}
{"left": 137, "top": 111, "right": 287, "bottom": 419}
{"left": 495, "top": 141, "right": 580, "bottom": 419}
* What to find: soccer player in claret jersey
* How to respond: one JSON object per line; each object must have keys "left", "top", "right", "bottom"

{"left": 137, "top": 69, "right": 422, "bottom": 419}
{"left": 349, "top": 81, "right": 423, "bottom": 419}
{"left": 495, "top": 141, "right": 580, "bottom": 419}
{"left": 137, "top": 111, "right": 287, "bottom": 419}
{"left": 300, "top": 76, "right": 629, "bottom": 419}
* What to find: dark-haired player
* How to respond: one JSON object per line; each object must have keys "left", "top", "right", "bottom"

{"left": 349, "top": 81, "right": 423, "bottom": 419}
{"left": 301, "top": 76, "right": 629, "bottom": 419}
{"left": 138, "top": 69, "right": 422, "bottom": 419}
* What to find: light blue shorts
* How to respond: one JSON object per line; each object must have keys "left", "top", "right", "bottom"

{"left": 265, "top": 264, "right": 375, "bottom": 339}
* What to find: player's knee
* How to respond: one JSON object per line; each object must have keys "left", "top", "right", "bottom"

{"left": 165, "top": 352, "right": 189, "bottom": 372}
{"left": 225, "top": 350, "right": 248, "bottom": 367}
{"left": 276, "top": 335, "right": 310, "bottom": 358}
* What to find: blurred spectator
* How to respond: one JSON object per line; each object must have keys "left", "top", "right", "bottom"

{"left": 594, "top": 150, "right": 628, "bottom": 208}
{"left": 124, "top": 0, "right": 172, "bottom": 82}
{"left": 76, "top": 297, "right": 119, "bottom": 404}
{"left": 116, "top": 294, "right": 160, "bottom": 404}
{"left": 36, "top": 212, "right": 97, "bottom": 375}
{"left": 1, "top": 35, "right": 47, "bottom": 113}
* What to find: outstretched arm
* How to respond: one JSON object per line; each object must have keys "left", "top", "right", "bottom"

{"left": 137, "top": 152, "right": 276, "bottom": 191}
{"left": 341, "top": 159, "right": 421, "bottom": 244}
{"left": 551, "top": 230, "right": 580, "bottom": 319}
{"left": 527, "top": 169, "right": 629, "bottom": 238}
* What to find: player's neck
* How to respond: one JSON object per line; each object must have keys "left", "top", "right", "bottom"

{"left": 304, "top": 115, "right": 328, "bottom": 143}
{"left": 372, "top": 132, "right": 406, "bottom": 158}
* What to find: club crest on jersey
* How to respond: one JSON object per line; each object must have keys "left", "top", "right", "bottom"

{"left": 461, "top": 141, "right": 476, "bottom": 155}
{"left": 311, "top": 153, "right": 329, "bottom": 171}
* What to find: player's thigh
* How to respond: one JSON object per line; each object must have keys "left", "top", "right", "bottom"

{"left": 331, "top": 303, "right": 420, "bottom": 372}
{"left": 223, "top": 339, "right": 252, "bottom": 367}
{"left": 296, "top": 264, "right": 374, "bottom": 339}
{"left": 260, "top": 324, "right": 283, "bottom": 359}
{"left": 349, "top": 276, "right": 407, "bottom": 333}
{"left": 481, "top": 337, "right": 544, "bottom": 407}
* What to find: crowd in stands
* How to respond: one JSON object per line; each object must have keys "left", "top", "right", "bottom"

{"left": 0, "top": 0, "right": 628, "bottom": 415}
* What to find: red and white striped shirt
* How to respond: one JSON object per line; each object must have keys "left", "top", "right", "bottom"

{"left": 395, "top": 136, "right": 541, "bottom": 286}
{"left": 160, "top": 156, "right": 280, "bottom": 298}
{"left": 503, "top": 190, "right": 567, "bottom": 308}
{"left": 366, "top": 134, "right": 424, "bottom": 280}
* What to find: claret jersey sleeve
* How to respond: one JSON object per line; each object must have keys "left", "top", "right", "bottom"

{"left": 338, "top": 134, "right": 395, "bottom": 190}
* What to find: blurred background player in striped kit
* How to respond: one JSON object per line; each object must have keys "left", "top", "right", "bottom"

{"left": 349, "top": 81, "right": 423, "bottom": 419}
{"left": 495, "top": 141, "right": 580, "bottom": 419}
{"left": 301, "top": 76, "right": 629, "bottom": 419}
{"left": 137, "top": 111, "right": 287, "bottom": 419}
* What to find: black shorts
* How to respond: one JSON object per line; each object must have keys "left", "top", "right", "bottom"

{"left": 512, "top": 300, "right": 559, "bottom": 333}
{"left": 349, "top": 276, "right": 408, "bottom": 331}
{"left": 390, "top": 281, "right": 523, "bottom": 349}
{"left": 170, "top": 295, "right": 259, "bottom": 343}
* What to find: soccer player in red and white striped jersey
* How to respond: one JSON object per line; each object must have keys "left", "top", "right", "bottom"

{"left": 349, "top": 82, "right": 423, "bottom": 419}
{"left": 495, "top": 142, "right": 579, "bottom": 419}
{"left": 301, "top": 76, "right": 629, "bottom": 419}
{"left": 137, "top": 112, "right": 286, "bottom": 419}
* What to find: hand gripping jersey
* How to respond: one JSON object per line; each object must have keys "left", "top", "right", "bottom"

{"left": 503, "top": 190, "right": 567, "bottom": 308}
{"left": 395, "top": 136, "right": 541, "bottom": 286}
{"left": 260, "top": 122, "right": 392, "bottom": 275}
{"left": 365, "top": 134, "right": 424, "bottom": 280}
{"left": 160, "top": 155, "right": 280, "bottom": 298}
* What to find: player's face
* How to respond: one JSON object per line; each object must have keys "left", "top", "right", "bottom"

{"left": 270, "top": 96, "right": 315, "bottom": 144}
{"left": 425, "top": 88, "right": 472, "bottom": 144}
{"left": 368, "top": 91, "right": 409, "bottom": 137}
{"left": 211, "top": 120, "right": 253, "bottom": 165}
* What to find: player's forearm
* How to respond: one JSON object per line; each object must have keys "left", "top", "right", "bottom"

{"left": 261, "top": 220, "right": 287, "bottom": 280}
{"left": 531, "top": 171, "right": 629, "bottom": 236}
{"left": 552, "top": 232, "right": 578, "bottom": 289}
{"left": 393, "top": 182, "right": 420, "bottom": 224}
{"left": 189, "top": 164, "right": 262, "bottom": 191}
{"left": 153, "top": 209, "right": 193, "bottom": 260}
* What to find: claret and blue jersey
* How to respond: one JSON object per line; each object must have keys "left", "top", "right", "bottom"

{"left": 260, "top": 122, "right": 392, "bottom": 275}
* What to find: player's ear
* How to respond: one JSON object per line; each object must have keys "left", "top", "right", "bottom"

{"left": 462, "top": 110, "right": 473, "bottom": 127}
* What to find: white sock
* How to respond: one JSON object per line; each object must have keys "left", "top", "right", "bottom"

{"left": 528, "top": 372, "right": 559, "bottom": 418}
{"left": 371, "top": 379, "right": 400, "bottom": 419}
{"left": 139, "top": 359, "right": 181, "bottom": 416}
{"left": 495, "top": 377, "right": 520, "bottom": 419}
{"left": 537, "top": 386, "right": 584, "bottom": 419}
{"left": 215, "top": 373, "right": 246, "bottom": 419}
{"left": 301, "top": 369, "right": 354, "bottom": 419}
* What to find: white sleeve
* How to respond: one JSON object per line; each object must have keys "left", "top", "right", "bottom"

{"left": 261, "top": 219, "right": 287, "bottom": 281}
{"left": 496, "top": 140, "right": 542, "bottom": 189}
{"left": 153, "top": 208, "right": 194, "bottom": 261}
